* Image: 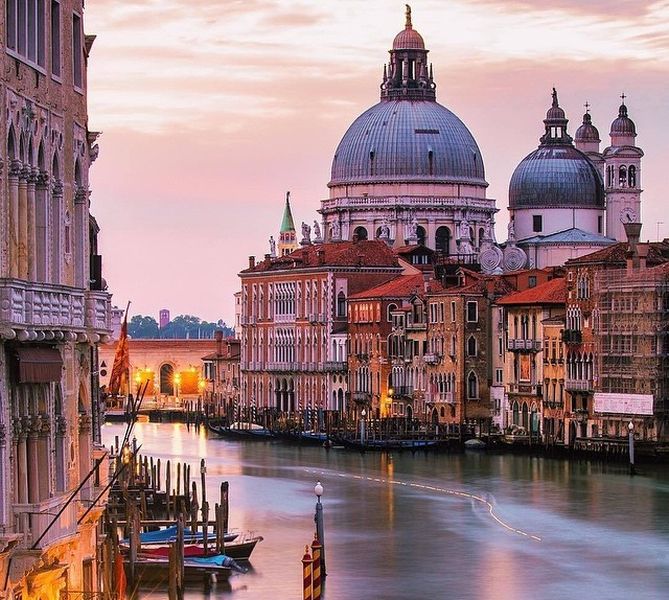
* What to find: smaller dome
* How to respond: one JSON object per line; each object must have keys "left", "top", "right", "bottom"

{"left": 393, "top": 5, "right": 425, "bottom": 50}
{"left": 575, "top": 112, "right": 600, "bottom": 143}
{"left": 546, "top": 104, "right": 566, "bottom": 120}
{"left": 610, "top": 103, "right": 636, "bottom": 136}
{"left": 393, "top": 28, "right": 425, "bottom": 50}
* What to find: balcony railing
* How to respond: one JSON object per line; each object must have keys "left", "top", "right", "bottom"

{"left": 507, "top": 339, "right": 542, "bottom": 352}
{"left": 352, "top": 392, "right": 371, "bottom": 403}
{"left": 565, "top": 378, "right": 594, "bottom": 392}
{"left": 423, "top": 353, "right": 441, "bottom": 365}
{"left": 14, "top": 492, "right": 77, "bottom": 549}
{"left": 434, "top": 391, "right": 454, "bottom": 403}
{"left": 323, "top": 361, "right": 348, "bottom": 372}
{"left": 0, "top": 279, "right": 112, "bottom": 336}
{"left": 507, "top": 383, "right": 543, "bottom": 396}
{"left": 406, "top": 320, "right": 427, "bottom": 331}
{"left": 392, "top": 386, "right": 414, "bottom": 398}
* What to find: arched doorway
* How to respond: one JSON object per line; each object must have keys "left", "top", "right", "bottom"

{"left": 431, "top": 407, "right": 439, "bottom": 426}
{"left": 522, "top": 402, "right": 529, "bottom": 430}
{"left": 406, "top": 405, "right": 413, "bottom": 421}
{"left": 160, "top": 364, "right": 174, "bottom": 395}
{"left": 353, "top": 226, "right": 368, "bottom": 240}
{"left": 435, "top": 226, "right": 451, "bottom": 254}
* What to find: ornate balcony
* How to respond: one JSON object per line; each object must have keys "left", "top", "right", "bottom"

{"left": 324, "top": 361, "right": 348, "bottom": 372}
{"left": 562, "top": 329, "right": 583, "bottom": 345}
{"left": 565, "top": 378, "right": 594, "bottom": 392}
{"left": 423, "top": 353, "right": 441, "bottom": 365}
{"left": 507, "top": 339, "right": 542, "bottom": 352}
{"left": 0, "top": 278, "right": 112, "bottom": 340}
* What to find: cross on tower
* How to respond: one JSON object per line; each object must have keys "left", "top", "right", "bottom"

{"left": 584, "top": 101, "right": 590, "bottom": 114}
{"left": 620, "top": 92, "right": 626, "bottom": 104}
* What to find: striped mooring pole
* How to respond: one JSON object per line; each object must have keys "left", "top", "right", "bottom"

{"left": 302, "top": 545, "right": 313, "bottom": 600}
{"left": 311, "top": 534, "right": 323, "bottom": 600}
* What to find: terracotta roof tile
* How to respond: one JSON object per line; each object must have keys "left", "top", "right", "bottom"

{"left": 497, "top": 278, "right": 566, "bottom": 306}
{"left": 349, "top": 274, "right": 425, "bottom": 300}
{"left": 241, "top": 240, "right": 400, "bottom": 273}
{"left": 566, "top": 241, "right": 669, "bottom": 267}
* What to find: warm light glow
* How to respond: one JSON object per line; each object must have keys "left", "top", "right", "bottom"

{"left": 628, "top": 421, "right": 634, "bottom": 431}
{"left": 121, "top": 443, "right": 132, "bottom": 465}
{"left": 174, "top": 373, "right": 181, "bottom": 385}
{"left": 388, "top": 387, "right": 394, "bottom": 397}
{"left": 315, "top": 481, "right": 324, "bottom": 498}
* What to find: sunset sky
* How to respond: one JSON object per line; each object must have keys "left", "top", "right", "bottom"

{"left": 86, "top": 1, "right": 669, "bottom": 323}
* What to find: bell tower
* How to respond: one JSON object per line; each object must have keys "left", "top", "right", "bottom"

{"left": 278, "top": 191, "right": 298, "bottom": 256}
{"left": 603, "top": 96, "right": 644, "bottom": 242}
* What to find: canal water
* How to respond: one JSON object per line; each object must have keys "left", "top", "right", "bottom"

{"left": 102, "top": 423, "right": 669, "bottom": 599}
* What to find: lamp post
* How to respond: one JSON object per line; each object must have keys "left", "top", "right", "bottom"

{"left": 174, "top": 372, "right": 181, "bottom": 405}
{"left": 360, "top": 408, "right": 366, "bottom": 445}
{"left": 313, "top": 481, "right": 326, "bottom": 576}
{"left": 628, "top": 421, "right": 635, "bottom": 476}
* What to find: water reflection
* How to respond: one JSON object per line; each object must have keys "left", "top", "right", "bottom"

{"left": 103, "top": 423, "right": 669, "bottom": 600}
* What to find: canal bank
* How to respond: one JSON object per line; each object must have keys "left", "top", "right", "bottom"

{"left": 103, "top": 422, "right": 669, "bottom": 600}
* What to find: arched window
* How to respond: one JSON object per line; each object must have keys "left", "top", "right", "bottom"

{"left": 512, "top": 401, "right": 519, "bottom": 425}
{"left": 428, "top": 150, "right": 434, "bottom": 175}
{"left": 387, "top": 303, "right": 397, "bottom": 322}
{"left": 436, "top": 226, "right": 451, "bottom": 255}
{"left": 467, "top": 372, "right": 478, "bottom": 399}
{"left": 628, "top": 165, "right": 636, "bottom": 188}
{"left": 467, "top": 336, "right": 477, "bottom": 357}
{"left": 337, "top": 291, "right": 346, "bottom": 318}
{"left": 478, "top": 228, "right": 485, "bottom": 248}
{"left": 416, "top": 225, "right": 426, "bottom": 246}
{"left": 353, "top": 226, "right": 368, "bottom": 241}
{"left": 619, "top": 165, "right": 627, "bottom": 188}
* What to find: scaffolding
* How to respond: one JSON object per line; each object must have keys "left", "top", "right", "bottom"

{"left": 594, "top": 266, "right": 669, "bottom": 439}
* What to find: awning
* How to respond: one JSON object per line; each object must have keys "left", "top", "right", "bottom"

{"left": 15, "top": 347, "right": 63, "bottom": 383}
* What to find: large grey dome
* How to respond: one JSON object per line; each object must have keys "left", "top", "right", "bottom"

{"left": 509, "top": 146, "right": 604, "bottom": 208}
{"left": 329, "top": 100, "right": 487, "bottom": 187}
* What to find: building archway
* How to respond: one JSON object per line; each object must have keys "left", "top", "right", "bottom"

{"left": 160, "top": 363, "right": 175, "bottom": 395}
{"left": 416, "top": 226, "right": 426, "bottom": 246}
{"left": 353, "top": 226, "right": 368, "bottom": 240}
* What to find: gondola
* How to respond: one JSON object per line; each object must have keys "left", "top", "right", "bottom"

{"left": 333, "top": 436, "right": 447, "bottom": 452}
{"left": 206, "top": 420, "right": 275, "bottom": 441}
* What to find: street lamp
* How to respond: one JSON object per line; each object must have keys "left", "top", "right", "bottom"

{"left": 628, "top": 421, "right": 635, "bottom": 476}
{"left": 174, "top": 372, "right": 181, "bottom": 403}
{"left": 314, "top": 481, "right": 326, "bottom": 576}
{"left": 360, "top": 408, "right": 367, "bottom": 444}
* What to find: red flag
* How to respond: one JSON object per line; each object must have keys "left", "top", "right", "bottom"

{"left": 109, "top": 306, "right": 130, "bottom": 396}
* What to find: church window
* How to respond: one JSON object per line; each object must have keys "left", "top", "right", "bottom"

{"left": 337, "top": 292, "right": 346, "bottom": 318}
{"left": 354, "top": 226, "right": 368, "bottom": 241}
{"left": 598, "top": 215, "right": 602, "bottom": 234}
{"left": 533, "top": 215, "right": 542, "bottom": 232}
{"left": 619, "top": 165, "right": 627, "bottom": 188}
{"left": 628, "top": 165, "right": 636, "bottom": 188}
{"left": 428, "top": 150, "right": 434, "bottom": 175}
{"left": 467, "top": 336, "right": 477, "bottom": 357}
{"left": 51, "top": 1, "right": 60, "bottom": 77}
{"left": 436, "top": 226, "right": 450, "bottom": 255}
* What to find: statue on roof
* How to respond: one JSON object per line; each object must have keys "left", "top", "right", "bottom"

{"left": 313, "top": 220, "right": 322, "bottom": 243}
{"left": 329, "top": 219, "right": 341, "bottom": 241}
{"left": 269, "top": 235, "right": 276, "bottom": 257}
{"left": 405, "top": 4, "right": 412, "bottom": 28}
{"left": 379, "top": 218, "right": 391, "bottom": 241}
{"left": 300, "top": 222, "right": 311, "bottom": 245}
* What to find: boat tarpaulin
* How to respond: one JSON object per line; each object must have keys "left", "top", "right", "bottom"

{"left": 15, "top": 347, "right": 63, "bottom": 383}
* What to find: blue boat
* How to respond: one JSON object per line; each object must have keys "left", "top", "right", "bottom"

{"left": 125, "top": 525, "right": 238, "bottom": 546}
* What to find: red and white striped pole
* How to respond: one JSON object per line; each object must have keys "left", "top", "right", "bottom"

{"left": 302, "top": 545, "right": 313, "bottom": 600}
{"left": 311, "top": 534, "right": 323, "bottom": 600}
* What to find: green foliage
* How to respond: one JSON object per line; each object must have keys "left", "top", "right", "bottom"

{"left": 128, "top": 314, "right": 234, "bottom": 339}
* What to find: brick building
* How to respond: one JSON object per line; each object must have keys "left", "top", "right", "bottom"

{"left": 238, "top": 240, "right": 403, "bottom": 418}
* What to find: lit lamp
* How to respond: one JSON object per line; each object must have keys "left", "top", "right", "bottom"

{"left": 174, "top": 372, "right": 181, "bottom": 400}
{"left": 314, "top": 481, "right": 326, "bottom": 575}
{"left": 360, "top": 408, "right": 367, "bottom": 445}
{"left": 628, "top": 421, "right": 635, "bottom": 476}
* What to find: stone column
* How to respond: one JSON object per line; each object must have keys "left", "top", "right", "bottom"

{"left": 74, "top": 187, "right": 88, "bottom": 288}
{"left": 35, "top": 171, "right": 49, "bottom": 282}
{"left": 14, "top": 417, "right": 29, "bottom": 504}
{"left": 27, "top": 416, "right": 40, "bottom": 503}
{"left": 18, "top": 166, "right": 30, "bottom": 279}
{"left": 8, "top": 160, "right": 21, "bottom": 278}
{"left": 27, "top": 167, "right": 38, "bottom": 281}
{"left": 50, "top": 180, "right": 64, "bottom": 284}
{"left": 38, "top": 414, "right": 51, "bottom": 500}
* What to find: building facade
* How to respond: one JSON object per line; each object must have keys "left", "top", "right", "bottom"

{"left": 0, "top": 2, "right": 113, "bottom": 598}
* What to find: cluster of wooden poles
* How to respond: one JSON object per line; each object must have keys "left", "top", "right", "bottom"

{"left": 301, "top": 534, "right": 324, "bottom": 600}
{"left": 104, "top": 437, "right": 231, "bottom": 599}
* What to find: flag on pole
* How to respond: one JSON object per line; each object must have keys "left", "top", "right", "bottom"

{"left": 109, "top": 304, "right": 130, "bottom": 396}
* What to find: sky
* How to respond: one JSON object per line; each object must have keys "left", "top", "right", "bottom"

{"left": 86, "top": 0, "right": 669, "bottom": 323}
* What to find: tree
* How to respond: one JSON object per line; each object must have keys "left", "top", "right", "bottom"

{"left": 128, "top": 315, "right": 159, "bottom": 339}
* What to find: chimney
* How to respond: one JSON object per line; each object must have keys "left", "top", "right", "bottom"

{"left": 623, "top": 222, "right": 642, "bottom": 270}
{"left": 637, "top": 243, "right": 650, "bottom": 270}
{"left": 264, "top": 253, "right": 271, "bottom": 265}
{"left": 215, "top": 329, "right": 223, "bottom": 355}
{"left": 249, "top": 255, "right": 256, "bottom": 269}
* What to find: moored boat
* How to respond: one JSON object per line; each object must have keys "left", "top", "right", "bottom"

{"left": 137, "top": 534, "right": 263, "bottom": 561}
{"left": 207, "top": 421, "right": 275, "bottom": 441}
{"left": 125, "top": 552, "right": 247, "bottom": 582}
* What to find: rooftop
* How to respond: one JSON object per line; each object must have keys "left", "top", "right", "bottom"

{"left": 497, "top": 278, "right": 566, "bottom": 306}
